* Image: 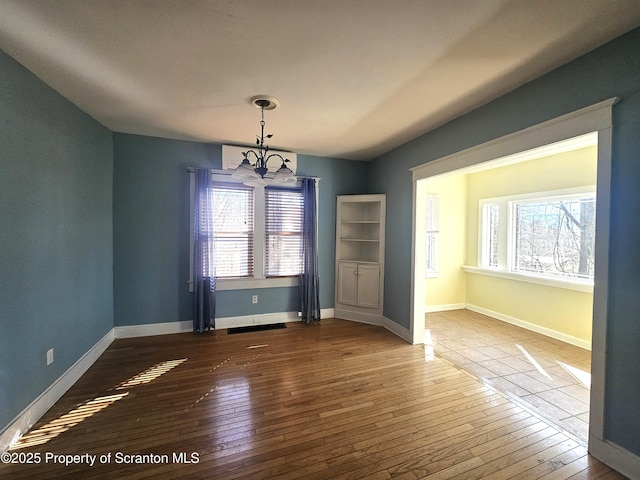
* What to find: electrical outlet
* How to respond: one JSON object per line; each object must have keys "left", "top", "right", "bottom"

{"left": 252, "top": 295, "right": 258, "bottom": 304}
{"left": 46, "top": 348, "right": 54, "bottom": 366}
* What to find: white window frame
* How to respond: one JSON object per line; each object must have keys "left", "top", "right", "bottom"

{"left": 425, "top": 194, "right": 439, "bottom": 277}
{"left": 189, "top": 170, "right": 306, "bottom": 291}
{"left": 476, "top": 186, "right": 596, "bottom": 291}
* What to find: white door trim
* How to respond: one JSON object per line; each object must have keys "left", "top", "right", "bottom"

{"left": 410, "top": 98, "right": 639, "bottom": 477}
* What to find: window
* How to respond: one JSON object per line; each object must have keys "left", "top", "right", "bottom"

{"left": 211, "top": 182, "right": 254, "bottom": 278}
{"left": 190, "top": 170, "right": 306, "bottom": 289}
{"left": 482, "top": 203, "right": 500, "bottom": 269}
{"left": 425, "top": 194, "right": 439, "bottom": 276}
{"left": 513, "top": 195, "right": 595, "bottom": 278}
{"left": 480, "top": 188, "right": 596, "bottom": 281}
{"left": 265, "top": 187, "right": 304, "bottom": 277}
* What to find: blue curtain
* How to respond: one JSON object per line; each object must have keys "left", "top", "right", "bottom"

{"left": 299, "top": 178, "right": 321, "bottom": 323}
{"left": 193, "top": 168, "right": 216, "bottom": 332}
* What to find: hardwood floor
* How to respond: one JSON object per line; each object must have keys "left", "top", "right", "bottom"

{"left": 426, "top": 310, "right": 592, "bottom": 444}
{"left": 1, "top": 319, "right": 625, "bottom": 479}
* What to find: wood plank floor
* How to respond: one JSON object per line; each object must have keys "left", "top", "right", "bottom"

{"left": 1, "top": 319, "right": 626, "bottom": 479}
{"left": 426, "top": 309, "right": 592, "bottom": 444}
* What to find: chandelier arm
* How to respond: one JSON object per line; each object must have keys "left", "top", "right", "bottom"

{"left": 265, "top": 153, "right": 288, "bottom": 166}
{"left": 244, "top": 150, "right": 261, "bottom": 163}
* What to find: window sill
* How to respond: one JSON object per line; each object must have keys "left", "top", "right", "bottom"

{"left": 189, "top": 276, "right": 299, "bottom": 292}
{"left": 462, "top": 265, "right": 593, "bottom": 293}
{"left": 216, "top": 276, "right": 299, "bottom": 291}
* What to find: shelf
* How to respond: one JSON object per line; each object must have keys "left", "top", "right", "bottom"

{"left": 340, "top": 201, "right": 382, "bottom": 222}
{"left": 340, "top": 238, "right": 379, "bottom": 242}
{"left": 336, "top": 194, "right": 385, "bottom": 314}
{"left": 340, "top": 220, "right": 380, "bottom": 224}
{"left": 337, "top": 259, "right": 380, "bottom": 265}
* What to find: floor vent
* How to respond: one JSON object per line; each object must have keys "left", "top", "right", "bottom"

{"left": 227, "top": 323, "right": 286, "bottom": 335}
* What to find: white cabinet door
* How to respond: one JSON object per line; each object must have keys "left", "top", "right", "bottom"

{"left": 356, "top": 264, "right": 380, "bottom": 309}
{"left": 337, "top": 262, "right": 380, "bottom": 309}
{"left": 337, "top": 262, "right": 358, "bottom": 306}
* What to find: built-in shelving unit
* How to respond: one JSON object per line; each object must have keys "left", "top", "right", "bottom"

{"left": 335, "top": 194, "right": 386, "bottom": 323}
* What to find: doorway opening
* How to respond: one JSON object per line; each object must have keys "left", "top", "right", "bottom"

{"left": 419, "top": 134, "right": 597, "bottom": 443}
{"left": 409, "top": 99, "right": 615, "bottom": 450}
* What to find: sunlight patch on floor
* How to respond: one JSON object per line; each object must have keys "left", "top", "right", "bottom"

{"left": 116, "top": 358, "right": 187, "bottom": 389}
{"left": 10, "top": 358, "right": 188, "bottom": 451}
{"left": 424, "top": 329, "right": 435, "bottom": 361}
{"left": 516, "top": 344, "right": 552, "bottom": 379}
{"left": 10, "top": 393, "right": 129, "bottom": 450}
{"left": 558, "top": 360, "right": 591, "bottom": 388}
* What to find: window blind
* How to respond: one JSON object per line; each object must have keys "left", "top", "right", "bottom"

{"left": 211, "top": 182, "right": 254, "bottom": 277}
{"left": 265, "top": 187, "right": 303, "bottom": 277}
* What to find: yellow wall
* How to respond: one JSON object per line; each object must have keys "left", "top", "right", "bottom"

{"left": 465, "top": 275, "right": 594, "bottom": 341}
{"left": 427, "top": 146, "right": 597, "bottom": 344}
{"left": 425, "top": 174, "right": 467, "bottom": 307}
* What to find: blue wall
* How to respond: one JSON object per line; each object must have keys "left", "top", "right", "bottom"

{"left": 0, "top": 50, "right": 113, "bottom": 429}
{"left": 3, "top": 25, "right": 640, "bottom": 459}
{"left": 112, "top": 134, "right": 368, "bottom": 326}
{"left": 369, "top": 28, "right": 640, "bottom": 455}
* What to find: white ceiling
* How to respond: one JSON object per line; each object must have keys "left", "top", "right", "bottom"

{"left": 1, "top": 1, "right": 639, "bottom": 161}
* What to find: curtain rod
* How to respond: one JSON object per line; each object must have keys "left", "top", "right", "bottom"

{"left": 187, "top": 167, "right": 320, "bottom": 181}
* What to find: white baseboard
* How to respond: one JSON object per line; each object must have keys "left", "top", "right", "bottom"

{"left": 217, "top": 308, "right": 335, "bottom": 329}
{"left": 115, "top": 309, "right": 337, "bottom": 338}
{"left": 114, "top": 308, "right": 333, "bottom": 338}
{"left": 321, "top": 308, "right": 335, "bottom": 319}
{"left": 334, "top": 308, "right": 384, "bottom": 326}
{"left": 589, "top": 436, "right": 640, "bottom": 480}
{"left": 215, "top": 311, "right": 300, "bottom": 329}
{"left": 425, "top": 303, "right": 466, "bottom": 313}
{"left": 0, "top": 329, "right": 114, "bottom": 453}
{"left": 114, "top": 321, "right": 192, "bottom": 338}
{"left": 466, "top": 304, "right": 592, "bottom": 350}
{"left": 333, "top": 308, "right": 412, "bottom": 344}
{"left": 382, "top": 317, "right": 412, "bottom": 343}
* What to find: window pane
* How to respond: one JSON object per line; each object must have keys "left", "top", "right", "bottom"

{"left": 514, "top": 196, "right": 595, "bottom": 279}
{"left": 485, "top": 203, "right": 499, "bottom": 268}
{"left": 211, "top": 183, "right": 254, "bottom": 277}
{"left": 265, "top": 188, "right": 303, "bottom": 277}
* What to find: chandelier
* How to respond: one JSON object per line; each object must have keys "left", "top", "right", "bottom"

{"left": 231, "top": 96, "right": 296, "bottom": 186}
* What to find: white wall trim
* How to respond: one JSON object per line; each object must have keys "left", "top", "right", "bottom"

{"left": 114, "top": 321, "right": 192, "bottom": 339}
{"left": 425, "top": 303, "right": 466, "bottom": 313}
{"left": 0, "top": 329, "right": 115, "bottom": 453}
{"left": 589, "top": 437, "right": 640, "bottom": 480}
{"left": 466, "top": 304, "right": 591, "bottom": 350}
{"left": 462, "top": 266, "right": 594, "bottom": 293}
{"left": 589, "top": 122, "right": 614, "bottom": 444}
{"left": 215, "top": 311, "right": 301, "bottom": 329}
{"left": 216, "top": 276, "right": 299, "bottom": 291}
{"left": 116, "top": 308, "right": 336, "bottom": 338}
{"left": 410, "top": 98, "right": 618, "bottom": 182}
{"left": 334, "top": 308, "right": 384, "bottom": 326}
{"left": 321, "top": 308, "right": 335, "bottom": 320}
{"left": 382, "top": 317, "right": 412, "bottom": 343}
{"left": 334, "top": 310, "right": 413, "bottom": 344}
